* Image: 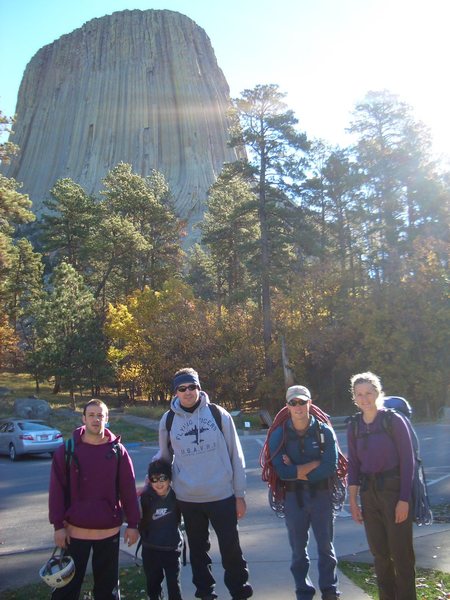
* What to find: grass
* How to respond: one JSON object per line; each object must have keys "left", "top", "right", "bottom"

{"left": 1, "top": 565, "right": 149, "bottom": 599}
{"left": 0, "top": 371, "right": 264, "bottom": 435}
{"left": 0, "top": 372, "right": 158, "bottom": 444}
{"left": 339, "top": 560, "right": 450, "bottom": 599}
{"left": 3, "top": 561, "right": 450, "bottom": 599}
{"left": 0, "top": 371, "right": 55, "bottom": 401}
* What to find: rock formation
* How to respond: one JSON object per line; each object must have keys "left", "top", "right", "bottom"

{"left": 3, "top": 10, "right": 242, "bottom": 240}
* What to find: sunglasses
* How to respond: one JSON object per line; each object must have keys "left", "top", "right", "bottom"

{"left": 287, "top": 398, "right": 309, "bottom": 407}
{"left": 177, "top": 384, "right": 199, "bottom": 392}
{"left": 149, "top": 475, "right": 169, "bottom": 483}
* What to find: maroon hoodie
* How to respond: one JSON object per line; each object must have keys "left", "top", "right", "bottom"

{"left": 49, "top": 426, "right": 140, "bottom": 531}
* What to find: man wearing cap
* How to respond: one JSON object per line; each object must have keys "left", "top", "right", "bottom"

{"left": 268, "top": 385, "right": 340, "bottom": 600}
{"left": 157, "top": 367, "right": 253, "bottom": 600}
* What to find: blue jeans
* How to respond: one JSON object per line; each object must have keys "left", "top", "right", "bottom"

{"left": 284, "top": 488, "right": 338, "bottom": 600}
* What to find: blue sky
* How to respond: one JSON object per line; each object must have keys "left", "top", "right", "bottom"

{"left": 1, "top": 0, "right": 449, "bottom": 159}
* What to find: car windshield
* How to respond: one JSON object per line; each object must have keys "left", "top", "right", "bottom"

{"left": 18, "top": 422, "right": 53, "bottom": 431}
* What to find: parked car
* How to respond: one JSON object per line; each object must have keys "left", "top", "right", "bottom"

{"left": 0, "top": 419, "right": 64, "bottom": 461}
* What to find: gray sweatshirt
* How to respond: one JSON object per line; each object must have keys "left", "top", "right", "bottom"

{"left": 158, "top": 391, "right": 247, "bottom": 502}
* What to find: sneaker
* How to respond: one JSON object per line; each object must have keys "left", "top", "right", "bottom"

{"left": 232, "top": 583, "right": 254, "bottom": 599}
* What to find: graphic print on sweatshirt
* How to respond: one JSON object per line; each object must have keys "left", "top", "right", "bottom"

{"left": 174, "top": 414, "right": 220, "bottom": 456}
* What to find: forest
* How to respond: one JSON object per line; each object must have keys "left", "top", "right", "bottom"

{"left": 0, "top": 87, "right": 448, "bottom": 418}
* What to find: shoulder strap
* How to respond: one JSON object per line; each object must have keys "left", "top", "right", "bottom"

{"left": 64, "top": 437, "right": 75, "bottom": 507}
{"left": 112, "top": 442, "right": 121, "bottom": 501}
{"left": 347, "top": 413, "right": 362, "bottom": 438}
{"left": 64, "top": 437, "right": 74, "bottom": 468}
{"left": 381, "top": 409, "right": 394, "bottom": 437}
{"left": 166, "top": 408, "right": 175, "bottom": 434}
{"left": 166, "top": 409, "right": 175, "bottom": 453}
{"left": 208, "top": 403, "right": 222, "bottom": 432}
{"left": 135, "top": 537, "right": 142, "bottom": 566}
{"left": 315, "top": 420, "right": 325, "bottom": 453}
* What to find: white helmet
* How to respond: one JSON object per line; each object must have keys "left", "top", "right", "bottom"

{"left": 39, "top": 547, "right": 75, "bottom": 588}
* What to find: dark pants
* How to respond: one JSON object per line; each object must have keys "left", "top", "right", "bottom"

{"left": 142, "top": 546, "right": 183, "bottom": 600}
{"left": 51, "top": 534, "right": 120, "bottom": 600}
{"left": 361, "top": 475, "right": 416, "bottom": 600}
{"left": 178, "top": 496, "right": 252, "bottom": 600}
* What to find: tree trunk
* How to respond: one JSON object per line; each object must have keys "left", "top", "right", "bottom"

{"left": 281, "top": 336, "right": 295, "bottom": 388}
{"left": 53, "top": 375, "right": 61, "bottom": 394}
{"left": 258, "top": 166, "right": 273, "bottom": 375}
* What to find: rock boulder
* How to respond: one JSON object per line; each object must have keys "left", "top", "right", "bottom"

{"left": 14, "top": 398, "right": 51, "bottom": 420}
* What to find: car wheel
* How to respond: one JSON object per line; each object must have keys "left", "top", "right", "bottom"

{"left": 9, "top": 444, "right": 18, "bottom": 461}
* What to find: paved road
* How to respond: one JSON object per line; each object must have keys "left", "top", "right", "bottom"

{"left": 0, "top": 421, "right": 449, "bottom": 597}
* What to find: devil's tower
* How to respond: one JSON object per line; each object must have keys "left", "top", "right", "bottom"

{"left": 3, "top": 9, "right": 241, "bottom": 239}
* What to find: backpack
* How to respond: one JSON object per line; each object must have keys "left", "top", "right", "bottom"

{"left": 165, "top": 403, "right": 223, "bottom": 452}
{"left": 260, "top": 404, "right": 348, "bottom": 518}
{"left": 347, "top": 399, "right": 433, "bottom": 526}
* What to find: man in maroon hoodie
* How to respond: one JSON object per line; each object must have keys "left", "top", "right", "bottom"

{"left": 49, "top": 399, "right": 140, "bottom": 599}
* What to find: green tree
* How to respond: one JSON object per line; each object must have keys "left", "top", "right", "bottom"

{"left": 200, "top": 169, "right": 259, "bottom": 310}
{"left": 3, "top": 238, "right": 43, "bottom": 336}
{"left": 29, "top": 262, "right": 103, "bottom": 404}
{"left": 186, "top": 243, "right": 217, "bottom": 303}
{"left": 304, "top": 143, "right": 366, "bottom": 291}
{"left": 347, "top": 89, "right": 446, "bottom": 283}
{"left": 0, "top": 125, "right": 37, "bottom": 365}
{"left": 87, "top": 214, "right": 150, "bottom": 304}
{"left": 100, "top": 163, "right": 184, "bottom": 293}
{"left": 357, "top": 237, "right": 449, "bottom": 417}
{"left": 230, "top": 84, "right": 310, "bottom": 373}
{"left": 39, "top": 178, "right": 100, "bottom": 269}
{"left": 0, "top": 112, "right": 19, "bottom": 165}
{"left": 0, "top": 174, "right": 34, "bottom": 273}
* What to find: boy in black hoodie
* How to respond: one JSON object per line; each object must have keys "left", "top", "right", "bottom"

{"left": 140, "top": 459, "right": 183, "bottom": 600}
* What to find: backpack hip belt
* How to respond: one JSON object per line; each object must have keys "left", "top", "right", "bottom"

{"left": 360, "top": 466, "right": 399, "bottom": 492}
{"left": 285, "top": 479, "right": 329, "bottom": 492}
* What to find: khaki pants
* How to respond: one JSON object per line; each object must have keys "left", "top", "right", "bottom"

{"left": 361, "top": 474, "right": 416, "bottom": 600}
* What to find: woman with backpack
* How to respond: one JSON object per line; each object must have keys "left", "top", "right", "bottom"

{"left": 347, "top": 371, "right": 417, "bottom": 600}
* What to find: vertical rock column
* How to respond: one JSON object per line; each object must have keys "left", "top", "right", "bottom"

{"left": 3, "top": 9, "right": 242, "bottom": 240}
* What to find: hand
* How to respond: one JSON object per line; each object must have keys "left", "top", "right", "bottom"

{"left": 350, "top": 502, "right": 363, "bottom": 524}
{"left": 395, "top": 500, "right": 409, "bottom": 523}
{"left": 236, "top": 497, "right": 247, "bottom": 519}
{"left": 296, "top": 460, "right": 320, "bottom": 480}
{"left": 124, "top": 527, "right": 139, "bottom": 546}
{"left": 136, "top": 485, "right": 146, "bottom": 497}
{"left": 54, "top": 528, "right": 69, "bottom": 549}
{"left": 282, "top": 454, "right": 292, "bottom": 465}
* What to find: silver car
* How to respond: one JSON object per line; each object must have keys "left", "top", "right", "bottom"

{"left": 0, "top": 419, "right": 64, "bottom": 461}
